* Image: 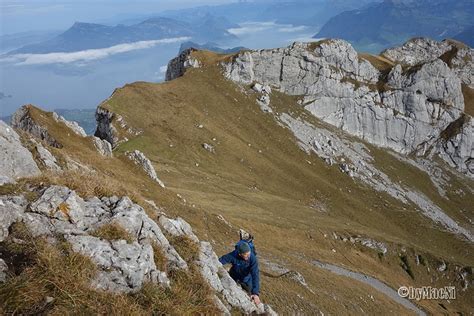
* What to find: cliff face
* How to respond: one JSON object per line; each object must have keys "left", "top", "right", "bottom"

{"left": 223, "top": 38, "right": 474, "bottom": 177}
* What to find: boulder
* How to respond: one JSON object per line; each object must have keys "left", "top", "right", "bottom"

{"left": 92, "top": 136, "right": 113, "bottom": 157}
{"left": 35, "top": 142, "right": 61, "bottom": 170}
{"left": 0, "top": 120, "right": 41, "bottom": 184}
{"left": 126, "top": 150, "right": 165, "bottom": 188}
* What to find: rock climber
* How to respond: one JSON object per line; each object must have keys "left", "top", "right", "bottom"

{"left": 219, "top": 234, "right": 260, "bottom": 305}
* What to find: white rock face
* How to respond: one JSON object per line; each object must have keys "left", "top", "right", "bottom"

{"left": 52, "top": 112, "right": 87, "bottom": 137}
{"left": 126, "top": 150, "right": 165, "bottom": 188}
{"left": 382, "top": 38, "right": 474, "bottom": 88}
{"left": 0, "top": 120, "right": 41, "bottom": 184}
{"left": 0, "top": 259, "right": 7, "bottom": 283}
{"left": 92, "top": 136, "right": 113, "bottom": 157}
{"left": 223, "top": 39, "right": 474, "bottom": 177}
{"left": 35, "top": 141, "right": 61, "bottom": 171}
{"left": 0, "top": 186, "right": 190, "bottom": 292}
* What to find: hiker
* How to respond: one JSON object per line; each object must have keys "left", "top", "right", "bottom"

{"left": 219, "top": 237, "right": 260, "bottom": 305}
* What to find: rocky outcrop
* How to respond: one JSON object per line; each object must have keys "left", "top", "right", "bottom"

{"left": 126, "top": 150, "right": 165, "bottom": 188}
{"left": 0, "top": 186, "right": 187, "bottom": 290}
{"left": 223, "top": 39, "right": 474, "bottom": 177}
{"left": 0, "top": 186, "right": 277, "bottom": 313}
{"left": 158, "top": 214, "right": 277, "bottom": 315}
{"left": 34, "top": 141, "right": 61, "bottom": 171}
{"left": 94, "top": 107, "right": 120, "bottom": 148}
{"left": 165, "top": 48, "right": 201, "bottom": 81}
{"left": 52, "top": 112, "right": 87, "bottom": 137}
{"left": 0, "top": 259, "right": 7, "bottom": 283}
{"left": 11, "top": 105, "right": 62, "bottom": 148}
{"left": 92, "top": 136, "right": 113, "bottom": 157}
{"left": 382, "top": 38, "right": 474, "bottom": 88}
{"left": 0, "top": 120, "right": 41, "bottom": 184}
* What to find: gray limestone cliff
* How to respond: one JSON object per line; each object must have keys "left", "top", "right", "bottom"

{"left": 222, "top": 39, "right": 474, "bottom": 177}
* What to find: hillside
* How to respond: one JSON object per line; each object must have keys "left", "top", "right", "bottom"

{"left": 1, "top": 38, "right": 473, "bottom": 314}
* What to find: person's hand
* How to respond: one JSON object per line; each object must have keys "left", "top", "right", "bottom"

{"left": 251, "top": 294, "right": 260, "bottom": 305}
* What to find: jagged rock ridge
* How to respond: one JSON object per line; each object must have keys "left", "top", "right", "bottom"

{"left": 223, "top": 38, "right": 474, "bottom": 177}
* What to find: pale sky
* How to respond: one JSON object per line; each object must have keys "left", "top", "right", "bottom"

{"left": 0, "top": 0, "right": 237, "bottom": 35}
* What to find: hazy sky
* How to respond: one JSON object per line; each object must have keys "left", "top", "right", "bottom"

{"left": 0, "top": 0, "right": 236, "bottom": 35}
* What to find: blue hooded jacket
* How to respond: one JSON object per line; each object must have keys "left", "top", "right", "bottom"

{"left": 219, "top": 241, "right": 260, "bottom": 295}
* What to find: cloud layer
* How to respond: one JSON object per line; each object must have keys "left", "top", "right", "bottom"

{"left": 1, "top": 37, "right": 190, "bottom": 66}
{"left": 228, "top": 22, "right": 308, "bottom": 36}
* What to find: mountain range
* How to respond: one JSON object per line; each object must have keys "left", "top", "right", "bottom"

{"left": 315, "top": 0, "right": 474, "bottom": 52}
{"left": 9, "top": 15, "right": 238, "bottom": 54}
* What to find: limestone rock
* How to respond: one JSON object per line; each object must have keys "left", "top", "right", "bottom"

{"left": 0, "top": 186, "right": 192, "bottom": 292}
{"left": 159, "top": 216, "right": 199, "bottom": 243}
{"left": 223, "top": 39, "right": 473, "bottom": 177}
{"left": 381, "top": 38, "right": 453, "bottom": 67}
{"left": 0, "top": 259, "right": 7, "bottom": 283}
{"left": 126, "top": 150, "right": 165, "bottom": 188}
{"left": 202, "top": 143, "right": 215, "bottom": 153}
{"left": 35, "top": 142, "right": 61, "bottom": 171}
{"left": 68, "top": 235, "right": 168, "bottom": 292}
{"left": 0, "top": 120, "right": 41, "bottom": 184}
{"left": 11, "top": 105, "right": 62, "bottom": 148}
{"left": 166, "top": 48, "right": 201, "bottom": 81}
{"left": 92, "top": 136, "right": 113, "bottom": 157}
{"left": 382, "top": 38, "right": 474, "bottom": 88}
{"left": 0, "top": 196, "right": 28, "bottom": 242}
{"left": 52, "top": 112, "right": 87, "bottom": 137}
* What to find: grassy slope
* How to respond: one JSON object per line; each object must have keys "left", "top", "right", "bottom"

{"left": 11, "top": 49, "right": 473, "bottom": 313}
{"left": 94, "top": 51, "right": 473, "bottom": 314}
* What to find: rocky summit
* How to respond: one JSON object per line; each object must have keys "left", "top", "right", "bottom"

{"left": 1, "top": 37, "right": 473, "bottom": 315}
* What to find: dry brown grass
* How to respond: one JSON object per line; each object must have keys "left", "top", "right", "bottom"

{"left": 151, "top": 242, "right": 168, "bottom": 272}
{"left": 462, "top": 84, "right": 474, "bottom": 116}
{"left": 0, "top": 224, "right": 218, "bottom": 315}
{"left": 134, "top": 266, "right": 219, "bottom": 315}
{"left": 91, "top": 223, "right": 134, "bottom": 243}
{"left": 168, "top": 235, "right": 201, "bottom": 263}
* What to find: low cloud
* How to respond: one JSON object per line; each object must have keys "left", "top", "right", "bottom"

{"left": 277, "top": 25, "right": 307, "bottom": 33}
{"left": 228, "top": 22, "right": 308, "bottom": 36}
{"left": 228, "top": 21, "right": 277, "bottom": 35}
{"left": 1, "top": 37, "right": 190, "bottom": 66}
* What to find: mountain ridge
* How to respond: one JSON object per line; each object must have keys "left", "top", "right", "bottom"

{"left": 8, "top": 15, "right": 237, "bottom": 54}
{"left": 1, "top": 37, "right": 473, "bottom": 314}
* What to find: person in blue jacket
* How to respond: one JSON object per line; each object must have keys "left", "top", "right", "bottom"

{"left": 219, "top": 240, "right": 261, "bottom": 305}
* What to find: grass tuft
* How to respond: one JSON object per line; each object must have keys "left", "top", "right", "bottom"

{"left": 90, "top": 222, "right": 135, "bottom": 243}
